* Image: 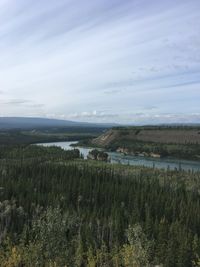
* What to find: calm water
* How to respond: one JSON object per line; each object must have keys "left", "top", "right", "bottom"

{"left": 38, "top": 141, "right": 200, "bottom": 172}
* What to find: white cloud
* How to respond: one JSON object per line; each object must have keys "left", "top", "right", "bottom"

{"left": 0, "top": 0, "right": 199, "bottom": 123}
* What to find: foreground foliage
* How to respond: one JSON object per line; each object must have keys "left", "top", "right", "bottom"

{"left": 0, "top": 145, "right": 200, "bottom": 266}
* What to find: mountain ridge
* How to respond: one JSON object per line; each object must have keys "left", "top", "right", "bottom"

{"left": 0, "top": 117, "right": 117, "bottom": 130}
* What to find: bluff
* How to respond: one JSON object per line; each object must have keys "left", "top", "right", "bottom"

{"left": 91, "top": 126, "right": 200, "bottom": 160}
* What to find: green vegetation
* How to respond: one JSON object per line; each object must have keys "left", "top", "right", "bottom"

{"left": 0, "top": 145, "right": 200, "bottom": 266}
{"left": 87, "top": 149, "right": 108, "bottom": 161}
{"left": 107, "top": 139, "right": 200, "bottom": 159}
{"left": 0, "top": 127, "right": 104, "bottom": 145}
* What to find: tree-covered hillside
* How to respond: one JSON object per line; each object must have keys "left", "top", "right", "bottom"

{"left": 0, "top": 145, "right": 200, "bottom": 266}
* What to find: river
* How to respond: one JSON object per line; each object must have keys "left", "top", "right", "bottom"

{"left": 38, "top": 141, "right": 200, "bottom": 172}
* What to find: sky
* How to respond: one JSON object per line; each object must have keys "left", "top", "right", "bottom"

{"left": 0, "top": 0, "right": 200, "bottom": 124}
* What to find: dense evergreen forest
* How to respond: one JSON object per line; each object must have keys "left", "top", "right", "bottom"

{"left": 0, "top": 145, "right": 200, "bottom": 266}
{"left": 0, "top": 127, "right": 105, "bottom": 145}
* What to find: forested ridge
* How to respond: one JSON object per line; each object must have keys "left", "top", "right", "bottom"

{"left": 89, "top": 127, "right": 200, "bottom": 160}
{"left": 0, "top": 127, "right": 104, "bottom": 145}
{"left": 0, "top": 145, "right": 200, "bottom": 266}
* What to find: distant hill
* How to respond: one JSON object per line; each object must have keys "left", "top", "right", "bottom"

{"left": 0, "top": 117, "right": 117, "bottom": 130}
{"left": 92, "top": 126, "right": 200, "bottom": 147}
{"left": 90, "top": 126, "right": 200, "bottom": 160}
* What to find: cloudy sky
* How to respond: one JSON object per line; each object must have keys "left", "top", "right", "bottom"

{"left": 0, "top": 0, "right": 200, "bottom": 124}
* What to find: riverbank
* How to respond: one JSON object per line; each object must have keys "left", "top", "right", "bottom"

{"left": 38, "top": 141, "right": 200, "bottom": 172}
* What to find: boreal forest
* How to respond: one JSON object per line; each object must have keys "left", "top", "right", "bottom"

{"left": 0, "top": 143, "right": 200, "bottom": 266}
